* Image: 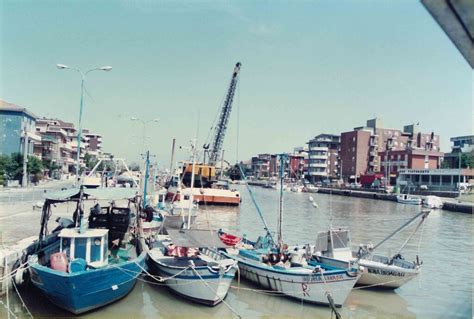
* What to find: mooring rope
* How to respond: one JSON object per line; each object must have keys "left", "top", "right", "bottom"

{"left": 11, "top": 279, "right": 33, "bottom": 319}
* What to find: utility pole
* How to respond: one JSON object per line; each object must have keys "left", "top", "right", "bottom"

{"left": 22, "top": 126, "right": 29, "bottom": 188}
{"left": 169, "top": 138, "right": 176, "bottom": 174}
{"left": 458, "top": 151, "right": 462, "bottom": 195}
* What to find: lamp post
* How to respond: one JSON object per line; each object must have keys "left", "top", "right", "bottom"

{"left": 130, "top": 117, "right": 159, "bottom": 152}
{"left": 56, "top": 64, "right": 112, "bottom": 186}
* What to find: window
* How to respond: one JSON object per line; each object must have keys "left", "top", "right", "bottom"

{"left": 75, "top": 238, "right": 87, "bottom": 260}
{"left": 91, "top": 237, "right": 102, "bottom": 262}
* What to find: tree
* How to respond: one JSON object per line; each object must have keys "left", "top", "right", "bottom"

{"left": 461, "top": 152, "right": 474, "bottom": 169}
{"left": 84, "top": 153, "right": 98, "bottom": 170}
{"left": 28, "top": 156, "right": 43, "bottom": 182}
{"left": 7, "top": 153, "right": 23, "bottom": 181}
{"left": 0, "top": 154, "right": 9, "bottom": 185}
{"left": 28, "top": 156, "right": 43, "bottom": 174}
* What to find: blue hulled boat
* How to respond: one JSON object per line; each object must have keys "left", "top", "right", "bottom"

{"left": 28, "top": 188, "right": 146, "bottom": 314}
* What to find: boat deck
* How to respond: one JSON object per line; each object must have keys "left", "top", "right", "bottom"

{"left": 158, "top": 256, "right": 208, "bottom": 268}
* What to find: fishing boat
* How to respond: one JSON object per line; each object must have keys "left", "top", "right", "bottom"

{"left": 223, "top": 155, "right": 360, "bottom": 307}
{"left": 303, "top": 184, "right": 319, "bottom": 193}
{"left": 147, "top": 140, "right": 238, "bottom": 306}
{"left": 147, "top": 230, "right": 238, "bottom": 305}
{"left": 311, "top": 210, "right": 430, "bottom": 289}
{"left": 167, "top": 170, "right": 241, "bottom": 206}
{"left": 28, "top": 188, "right": 146, "bottom": 314}
{"left": 397, "top": 194, "right": 422, "bottom": 205}
{"left": 423, "top": 195, "right": 443, "bottom": 209}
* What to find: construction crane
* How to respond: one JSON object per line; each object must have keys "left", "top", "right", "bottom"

{"left": 205, "top": 62, "right": 242, "bottom": 166}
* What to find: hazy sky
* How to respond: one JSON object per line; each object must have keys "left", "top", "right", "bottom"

{"left": 1, "top": 0, "right": 472, "bottom": 167}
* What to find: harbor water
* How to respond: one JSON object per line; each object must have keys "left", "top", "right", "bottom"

{"left": 0, "top": 184, "right": 472, "bottom": 318}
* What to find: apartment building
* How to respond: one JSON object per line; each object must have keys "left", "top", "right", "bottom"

{"left": 443, "top": 135, "right": 473, "bottom": 168}
{"left": 0, "top": 100, "right": 41, "bottom": 157}
{"left": 340, "top": 118, "right": 441, "bottom": 182}
{"left": 307, "top": 134, "right": 340, "bottom": 183}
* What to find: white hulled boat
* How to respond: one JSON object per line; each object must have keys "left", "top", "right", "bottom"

{"left": 423, "top": 195, "right": 443, "bottom": 209}
{"left": 223, "top": 154, "right": 360, "bottom": 307}
{"left": 312, "top": 210, "right": 430, "bottom": 289}
{"left": 397, "top": 194, "right": 422, "bottom": 205}
{"left": 146, "top": 139, "right": 238, "bottom": 305}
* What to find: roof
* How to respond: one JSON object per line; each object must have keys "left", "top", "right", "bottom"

{"left": 38, "top": 118, "right": 75, "bottom": 129}
{"left": 0, "top": 99, "right": 39, "bottom": 119}
{"left": 422, "top": 0, "right": 474, "bottom": 68}
{"left": 59, "top": 228, "right": 108, "bottom": 238}
{"left": 167, "top": 229, "right": 229, "bottom": 248}
{"left": 44, "top": 187, "right": 139, "bottom": 202}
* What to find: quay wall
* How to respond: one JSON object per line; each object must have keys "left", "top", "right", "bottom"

{"left": 316, "top": 187, "right": 472, "bottom": 214}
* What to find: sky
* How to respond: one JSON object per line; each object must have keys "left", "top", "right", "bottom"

{"left": 1, "top": 0, "right": 472, "bottom": 168}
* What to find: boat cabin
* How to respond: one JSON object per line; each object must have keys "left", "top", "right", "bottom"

{"left": 59, "top": 228, "right": 109, "bottom": 268}
{"left": 315, "top": 228, "right": 352, "bottom": 260}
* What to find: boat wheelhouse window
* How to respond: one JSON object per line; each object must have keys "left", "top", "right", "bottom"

{"left": 61, "top": 238, "right": 71, "bottom": 256}
{"left": 75, "top": 238, "right": 88, "bottom": 260}
{"left": 332, "top": 230, "right": 349, "bottom": 249}
{"left": 91, "top": 237, "right": 102, "bottom": 261}
{"left": 103, "top": 237, "right": 108, "bottom": 261}
{"left": 315, "top": 232, "right": 329, "bottom": 251}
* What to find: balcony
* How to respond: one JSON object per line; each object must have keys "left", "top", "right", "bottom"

{"left": 309, "top": 146, "right": 329, "bottom": 152}
{"left": 308, "top": 171, "right": 328, "bottom": 176}
{"left": 309, "top": 154, "right": 327, "bottom": 160}
{"left": 309, "top": 163, "right": 327, "bottom": 168}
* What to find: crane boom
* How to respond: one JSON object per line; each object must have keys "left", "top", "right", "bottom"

{"left": 208, "top": 62, "right": 242, "bottom": 165}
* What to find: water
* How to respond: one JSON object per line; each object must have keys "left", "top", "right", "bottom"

{"left": 1, "top": 185, "right": 472, "bottom": 318}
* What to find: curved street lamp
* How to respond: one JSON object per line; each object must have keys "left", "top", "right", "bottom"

{"left": 56, "top": 64, "right": 112, "bottom": 185}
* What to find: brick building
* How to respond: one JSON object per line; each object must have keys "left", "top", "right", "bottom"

{"left": 340, "top": 118, "right": 442, "bottom": 182}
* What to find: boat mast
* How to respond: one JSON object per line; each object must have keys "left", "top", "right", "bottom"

{"left": 143, "top": 150, "right": 150, "bottom": 208}
{"left": 277, "top": 154, "right": 287, "bottom": 249}
{"left": 187, "top": 139, "right": 197, "bottom": 229}
{"left": 360, "top": 210, "right": 430, "bottom": 257}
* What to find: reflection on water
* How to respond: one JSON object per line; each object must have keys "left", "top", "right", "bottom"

{"left": 1, "top": 185, "right": 472, "bottom": 318}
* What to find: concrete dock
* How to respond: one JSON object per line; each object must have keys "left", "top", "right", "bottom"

{"left": 316, "top": 187, "right": 473, "bottom": 214}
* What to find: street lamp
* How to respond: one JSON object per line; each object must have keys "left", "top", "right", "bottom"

{"left": 130, "top": 117, "right": 159, "bottom": 152}
{"left": 56, "top": 63, "right": 112, "bottom": 185}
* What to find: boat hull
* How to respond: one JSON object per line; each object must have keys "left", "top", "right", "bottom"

{"left": 29, "top": 252, "right": 146, "bottom": 314}
{"left": 396, "top": 196, "right": 422, "bottom": 205}
{"left": 231, "top": 255, "right": 358, "bottom": 306}
{"left": 167, "top": 187, "right": 240, "bottom": 206}
{"left": 147, "top": 256, "right": 237, "bottom": 305}
{"left": 317, "top": 255, "right": 420, "bottom": 289}
{"left": 357, "top": 259, "right": 420, "bottom": 288}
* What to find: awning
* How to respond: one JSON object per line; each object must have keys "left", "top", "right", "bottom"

{"left": 166, "top": 229, "right": 229, "bottom": 248}
{"left": 44, "top": 188, "right": 139, "bottom": 202}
